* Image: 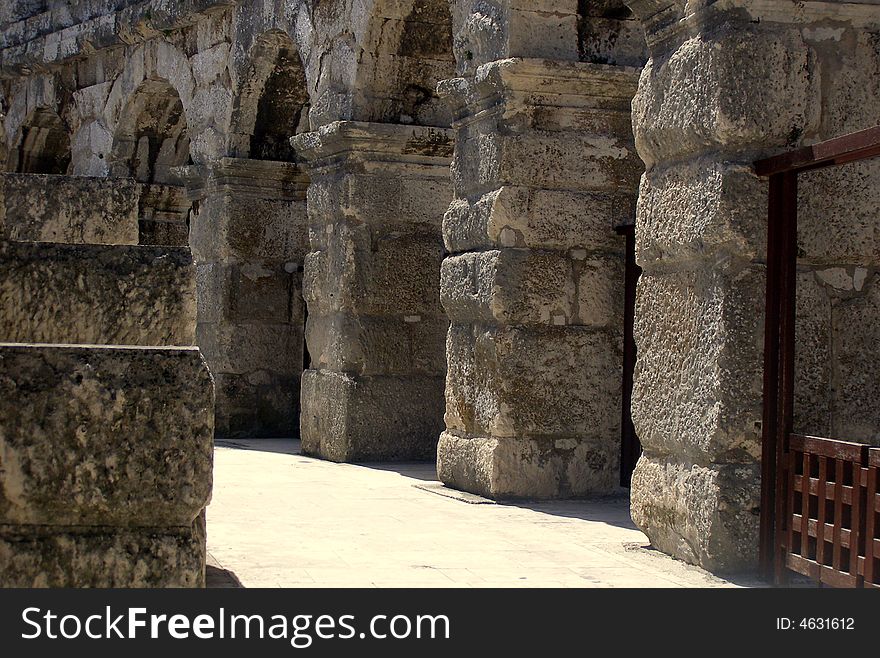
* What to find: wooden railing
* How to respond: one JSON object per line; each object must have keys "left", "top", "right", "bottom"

{"left": 785, "top": 435, "right": 880, "bottom": 588}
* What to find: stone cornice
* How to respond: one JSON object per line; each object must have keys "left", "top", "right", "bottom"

{"left": 438, "top": 58, "right": 642, "bottom": 126}
{"left": 291, "top": 121, "right": 455, "bottom": 168}
{"left": 173, "top": 156, "right": 309, "bottom": 201}
{"left": 0, "top": 0, "right": 236, "bottom": 77}
{"left": 628, "top": 0, "right": 880, "bottom": 55}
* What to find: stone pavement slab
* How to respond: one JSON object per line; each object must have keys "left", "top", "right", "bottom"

{"left": 206, "top": 439, "right": 754, "bottom": 588}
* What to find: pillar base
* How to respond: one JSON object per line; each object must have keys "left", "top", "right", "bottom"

{"left": 300, "top": 369, "right": 444, "bottom": 462}
{"left": 437, "top": 431, "right": 619, "bottom": 499}
{"left": 630, "top": 454, "right": 760, "bottom": 573}
{"left": 0, "top": 515, "right": 206, "bottom": 588}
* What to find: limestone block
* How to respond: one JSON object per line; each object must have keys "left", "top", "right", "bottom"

{"left": 305, "top": 223, "right": 444, "bottom": 317}
{"left": 437, "top": 431, "right": 619, "bottom": 499}
{"left": 0, "top": 515, "right": 206, "bottom": 588}
{"left": 507, "top": 10, "right": 579, "bottom": 62}
{"left": 340, "top": 172, "right": 452, "bottom": 226}
{"left": 443, "top": 186, "right": 633, "bottom": 254}
{"left": 632, "top": 28, "right": 821, "bottom": 168}
{"left": 444, "top": 323, "right": 622, "bottom": 438}
{"left": 190, "top": 193, "right": 308, "bottom": 263}
{"left": 300, "top": 369, "right": 445, "bottom": 461}
{"left": 195, "top": 321, "right": 301, "bottom": 376}
{"left": 815, "top": 30, "right": 880, "bottom": 138}
{"left": 440, "top": 249, "right": 575, "bottom": 325}
{"left": 629, "top": 454, "right": 760, "bottom": 573}
{"left": 798, "top": 160, "right": 880, "bottom": 266}
{"left": 576, "top": 255, "right": 625, "bottom": 328}
{"left": 0, "top": 173, "right": 139, "bottom": 245}
{"left": 0, "top": 241, "right": 196, "bottom": 346}
{"left": 635, "top": 159, "right": 767, "bottom": 265}
{"left": 0, "top": 344, "right": 213, "bottom": 527}
{"left": 632, "top": 266, "right": 764, "bottom": 463}
{"left": 453, "top": 130, "right": 643, "bottom": 194}
{"left": 138, "top": 218, "right": 190, "bottom": 247}
{"left": 306, "top": 313, "right": 447, "bottom": 376}
{"left": 196, "top": 261, "right": 301, "bottom": 325}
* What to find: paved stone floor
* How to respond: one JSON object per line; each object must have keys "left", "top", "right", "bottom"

{"left": 206, "top": 439, "right": 752, "bottom": 588}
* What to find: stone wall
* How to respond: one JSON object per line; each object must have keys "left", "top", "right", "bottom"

{"left": 0, "top": 173, "right": 140, "bottom": 244}
{"left": 627, "top": 0, "right": 880, "bottom": 572}
{"left": 294, "top": 121, "right": 452, "bottom": 461}
{"left": 185, "top": 157, "right": 309, "bottom": 438}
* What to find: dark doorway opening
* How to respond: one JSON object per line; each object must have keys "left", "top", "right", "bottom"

{"left": 617, "top": 223, "right": 642, "bottom": 487}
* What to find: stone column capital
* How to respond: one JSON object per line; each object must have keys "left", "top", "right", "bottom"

{"left": 439, "top": 58, "right": 642, "bottom": 123}
{"left": 172, "top": 157, "right": 309, "bottom": 201}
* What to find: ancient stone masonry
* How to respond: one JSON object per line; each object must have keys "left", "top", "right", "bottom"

{"left": 2, "top": 0, "right": 880, "bottom": 587}
{"left": 181, "top": 157, "right": 309, "bottom": 439}
{"left": 626, "top": 0, "right": 880, "bottom": 572}
{"left": 0, "top": 172, "right": 213, "bottom": 587}
{"left": 293, "top": 121, "right": 453, "bottom": 461}
{"left": 435, "top": 1, "right": 646, "bottom": 498}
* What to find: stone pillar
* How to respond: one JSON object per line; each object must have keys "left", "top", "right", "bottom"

{"left": 626, "top": 0, "right": 880, "bottom": 572}
{"left": 437, "top": 58, "right": 643, "bottom": 498}
{"left": 292, "top": 121, "right": 452, "bottom": 462}
{"left": 182, "top": 157, "right": 309, "bottom": 439}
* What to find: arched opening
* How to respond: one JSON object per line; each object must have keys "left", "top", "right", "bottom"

{"left": 231, "top": 31, "right": 310, "bottom": 161}
{"left": 110, "top": 78, "right": 192, "bottom": 245}
{"left": 7, "top": 108, "right": 71, "bottom": 174}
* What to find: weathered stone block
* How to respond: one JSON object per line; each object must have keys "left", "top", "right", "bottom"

{"left": 630, "top": 454, "right": 760, "bottom": 573}
{"left": 444, "top": 323, "right": 622, "bottom": 438}
{"left": 300, "top": 369, "right": 445, "bottom": 461}
{"left": 0, "top": 241, "right": 196, "bottom": 346}
{"left": 190, "top": 193, "right": 308, "bottom": 263}
{"left": 196, "top": 261, "right": 301, "bottom": 325}
{"left": 0, "top": 514, "right": 206, "bottom": 588}
{"left": 443, "top": 187, "right": 632, "bottom": 254}
{"left": 632, "top": 266, "right": 764, "bottom": 464}
{"left": 632, "top": 28, "right": 821, "bottom": 168}
{"left": 0, "top": 173, "right": 139, "bottom": 245}
{"left": 452, "top": 130, "right": 643, "bottom": 194}
{"left": 798, "top": 160, "right": 880, "bottom": 266}
{"left": 195, "top": 321, "right": 301, "bottom": 376}
{"left": 437, "top": 431, "right": 619, "bottom": 499}
{"left": 576, "top": 255, "right": 625, "bottom": 328}
{"left": 793, "top": 272, "right": 832, "bottom": 438}
{"left": 306, "top": 313, "right": 447, "bottom": 376}
{"left": 833, "top": 279, "right": 880, "bottom": 445}
{"left": 138, "top": 218, "right": 190, "bottom": 247}
{"left": 440, "top": 250, "right": 574, "bottom": 325}
{"left": 0, "top": 344, "right": 213, "bottom": 527}
{"left": 214, "top": 372, "right": 300, "bottom": 440}
{"left": 304, "top": 221, "right": 444, "bottom": 317}
{"left": 635, "top": 160, "right": 767, "bottom": 265}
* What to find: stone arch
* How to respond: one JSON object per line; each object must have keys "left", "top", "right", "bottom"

{"left": 110, "top": 77, "right": 192, "bottom": 246}
{"left": 110, "top": 78, "right": 190, "bottom": 184}
{"left": 6, "top": 107, "right": 71, "bottom": 174}
{"left": 230, "top": 30, "right": 311, "bottom": 161}
{"left": 353, "top": 0, "right": 456, "bottom": 126}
